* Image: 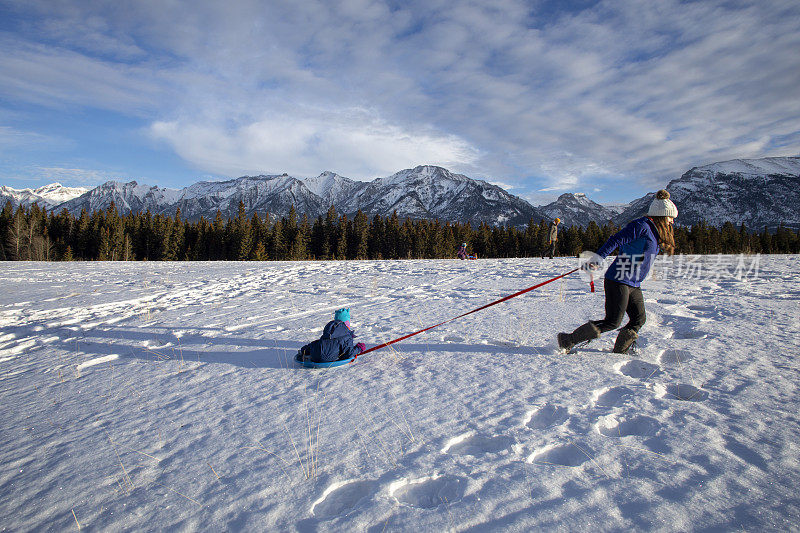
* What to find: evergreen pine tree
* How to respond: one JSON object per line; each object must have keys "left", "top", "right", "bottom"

{"left": 538, "top": 219, "right": 549, "bottom": 256}
{"left": 0, "top": 201, "right": 12, "bottom": 261}
{"left": 283, "top": 205, "right": 300, "bottom": 259}
{"left": 351, "top": 210, "right": 369, "bottom": 259}
{"left": 272, "top": 219, "right": 287, "bottom": 260}
{"left": 524, "top": 218, "right": 539, "bottom": 258}
{"left": 774, "top": 224, "right": 791, "bottom": 253}
{"left": 130, "top": 212, "right": 147, "bottom": 260}
{"left": 335, "top": 214, "right": 348, "bottom": 259}
{"left": 385, "top": 211, "right": 400, "bottom": 259}
{"left": 739, "top": 224, "right": 753, "bottom": 254}
{"left": 74, "top": 209, "right": 91, "bottom": 259}
{"left": 564, "top": 225, "right": 583, "bottom": 257}
{"left": 171, "top": 207, "right": 185, "bottom": 260}
{"left": 400, "top": 218, "right": 414, "bottom": 258}
{"left": 584, "top": 221, "right": 602, "bottom": 252}
{"left": 252, "top": 241, "right": 268, "bottom": 261}
{"left": 323, "top": 206, "right": 337, "bottom": 259}
{"left": 212, "top": 210, "right": 225, "bottom": 260}
{"left": 292, "top": 213, "right": 310, "bottom": 260}
{"left": 410, "top": 219, "right": 426, "bottom": 258}
{"left": 122, "top": 233, "right": 134, "bottom": 261}
{"left": 475, "top": 222, "right": 492, "bottom": 258}
{"left": 309, "top": 216, "right": 325, "bottom": 259}
{"left": 368, "top": 214, "right": 384, "bottom": 259}
{"left": 98, "top": 228, "right": 113, "bottom": 260}
{"left": 720, "top": 222, "right": 738, "bottom": 254}
{"left": 102, "top": 202, "right": 122, "bottom": 260}
{"left": 250, "top": 212, "right": 267, "bottom": 258}
{"left": 760, "top": 226, "right": 773, "bottom": 254}
{"left": 6, "top": 208, "right": 29, "bottom": 260}
{"left": 231, "top": 201, "right": 252, "bottom": 260}
{"left": 441, "top": 222, "right": 457, "bottom": 258}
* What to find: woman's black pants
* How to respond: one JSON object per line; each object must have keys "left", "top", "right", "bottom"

{"left": 592, "top": 278, "right": 646, "bottom": 333}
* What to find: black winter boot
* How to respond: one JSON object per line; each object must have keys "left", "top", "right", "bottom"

{"left": 558, "top": 322, "right": 601, "bottom": 352}
{"left": 613, "top": 328, "right": 638, "bottom": 354}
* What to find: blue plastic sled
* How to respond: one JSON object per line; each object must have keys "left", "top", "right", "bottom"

{"left": 294, "top": 351, "right": 354, "bottom": 368}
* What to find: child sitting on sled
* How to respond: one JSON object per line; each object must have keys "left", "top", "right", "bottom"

{"left": 457, "top": 242, "right": 477, "bottom": 260}
{"left": 297, "top": 308, "right": 366, "bottom": 363}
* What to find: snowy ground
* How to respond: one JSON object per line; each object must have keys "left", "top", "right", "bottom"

{"left": 1, "top": 257, "right": 800, "bottom": 531}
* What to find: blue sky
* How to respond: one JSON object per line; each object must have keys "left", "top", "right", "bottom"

{"left": 1, "top": 0, "right": 799, "bottom": 205}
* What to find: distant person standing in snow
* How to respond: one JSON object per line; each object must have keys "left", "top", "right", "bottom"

{"left": 544, "top": 218, "right": 561, "bottom": 258}
{"left": 557, "top": 190, "right": 678, "bottom": 354}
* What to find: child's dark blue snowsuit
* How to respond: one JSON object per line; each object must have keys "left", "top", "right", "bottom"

{"left": 299, "top": 320, "right": 364, "bottom": 362}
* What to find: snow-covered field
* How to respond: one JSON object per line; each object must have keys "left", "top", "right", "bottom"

{"left": 2, "top": 257, "right": 800, "bottom": 531}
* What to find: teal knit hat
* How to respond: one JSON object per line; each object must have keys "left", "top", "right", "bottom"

{"left": 334, "top": 308, "right": 350, "bottom": 322}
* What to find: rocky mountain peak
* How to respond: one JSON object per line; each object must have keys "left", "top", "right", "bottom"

{"left": 614, "top": 156, "right": 800, "bottom": 230}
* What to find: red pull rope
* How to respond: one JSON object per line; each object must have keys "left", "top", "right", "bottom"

{"left": 356, "top": 268, "right": 580, "bottom": 358}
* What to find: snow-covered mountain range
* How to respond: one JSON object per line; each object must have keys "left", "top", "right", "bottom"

{"left": 538, "top": 193, "right": 621, "bottom": 228}
{"left": 3, "top": 157, "right": 799, "bottom": 229}
{"left": 0, "top": 183, "right": 90, "bottom": 209}
{"left": 340, "top": 166, "right": 539, "bottom": 226}
{"left": 7, "top": 165, "right": 541, "bottom": 226}
{"left": 613, "top": 156, "right": 800, "bottom": 230}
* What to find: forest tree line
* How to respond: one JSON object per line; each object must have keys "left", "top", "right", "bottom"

{"left": 2, "top": 200, "right": 800, "bottom": 261}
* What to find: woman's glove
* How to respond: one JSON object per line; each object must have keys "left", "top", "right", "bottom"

{"left": 579, "top": 251, "right": 603, "bottom": 271}
{"left": 355, "top": 342, "right": 366, "bottom": 353}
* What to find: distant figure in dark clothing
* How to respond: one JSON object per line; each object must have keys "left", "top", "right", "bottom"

{"left": 544, "top": 218, "right": 561, "bottom": 258}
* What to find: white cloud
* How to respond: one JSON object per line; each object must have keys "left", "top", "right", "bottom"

{"left": 2, "top": 166, "right": 121, "bottom": 188}
{"left": 487, "top": 181, "right": 515, "bottom": 191}
{"left": 149, "top": 110, "right": 480, "bottom": 179}
{"left": 35, "top": 167, "right": 122, "bottom": 186}
{"left": 0, "top": 37, "right": 170, "bottom": 115}
{"left": 0, "top": 126, "right": 54, "bottom": 150}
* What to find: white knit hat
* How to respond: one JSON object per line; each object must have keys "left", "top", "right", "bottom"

{"left": 648, "top": 189, "right": 678, "bottom": 218}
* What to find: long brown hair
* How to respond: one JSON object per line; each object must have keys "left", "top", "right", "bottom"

{"left": 649, "top": 216, "right": 675, "bottom": 255}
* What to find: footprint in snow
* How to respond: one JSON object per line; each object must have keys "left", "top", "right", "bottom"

{"left": 660, "top": 314, "right": 706, "bottom": 338}
{"left": 616, "top": 360, "right": 660, "bottom": 380}
{"left": 311, "top": 479, "right": 378, "bottom": 520}
{"left": 595, "top": 414, "right": 660, "bottom": 437}
{"left": 524, "top": 404, "right": 570, "bottom": 429}
{"left": 672, "top": 329, "right": 708, "bottom": 339}
{"left": 591, "top": 386, "right": 635, "bottom": 408}
{"left": 686, "top": 304, "right": 717, "bottom": 313}
{"left": 441, "top": 432, "right": 514, "bottom": 456}
{"left": 686, "top": 304, "right": 724, "bottom": 317}
{"left": 527, "top": 442, "right": 593, "bottom": 467}
{"left": 654, "top": 383, "right": 709, "bottom": 402}
{"left": 389, "top": 475, "right": 466, "bottom": 509}
{"left": 658, "top": 349, "right": 692, "bottom": 366}
{"left": 490, "top": 340, "right": 517, "bottom": 347}
{"left": 723, "top": 435, "right": 769, "bottom": 471}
